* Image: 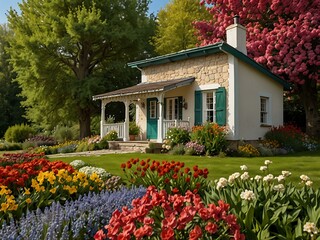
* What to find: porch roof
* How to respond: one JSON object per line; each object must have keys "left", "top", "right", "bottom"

{"left": 92, "top": 77, "right": 195, "bottom": 101}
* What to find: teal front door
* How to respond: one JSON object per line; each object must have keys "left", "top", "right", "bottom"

{"left": 147, "top": 98, "right": 158, "bottom": 140}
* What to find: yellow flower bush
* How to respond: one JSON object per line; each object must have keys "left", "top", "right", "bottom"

{"left": 238, "top": 144, "right": 260, "bottom": 157}
{"left": 0, "top": 169, "right": 105, "bottom": 224}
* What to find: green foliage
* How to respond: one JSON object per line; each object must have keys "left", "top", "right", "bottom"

{"left": 104, "top": 130, "right": 118, "bottom": 141}
{"left": 191, "top": 122, "right": 228, "bottom": 155}
{"left": 152, "top": 0, "right": 210, "bottom": 55}
{"left": 4, "top": 124, "right": 35, "bottom": 143}
{"left": 169, "top": 144, "right": 186, "bottom": 155}
{"left": 0, "top": 25, "right": 26, "bottom": 138}
{"left": 0, "top": 142, "right": 22, "bottom": 151}
{"left": 98, "top": 137, "right": 109, "bottom": 149}
{"left": 206, "top": 163, "right": 320, "bottom": 239}
{"left": 166, "top": 127, "right": 190, "bottom": 148}
{"left": 53, "top": 126, "right": 78, "bottom": 143}
{"left": 129, "top": 121, "right": 140, "bottom": 135}
{"left": 7, "top": 0, "right": 156, "bottom": 138}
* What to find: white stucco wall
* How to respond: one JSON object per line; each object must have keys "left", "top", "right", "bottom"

{"left": 236, "top": 61, "right": 284, "bottom": 140}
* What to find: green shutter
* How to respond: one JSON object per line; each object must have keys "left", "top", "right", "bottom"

{"left": 178, "top": 96, "right": 183, "bottom": 120}
{"left": 194, "top": 91, "right": 202, "bottom": 125}
{"left": 215, "top": 87, "right": 226, "bottom": 126}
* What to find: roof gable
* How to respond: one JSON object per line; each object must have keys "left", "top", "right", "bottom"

{"left": 128, "top": 42, "right": 290, "bottom": 90}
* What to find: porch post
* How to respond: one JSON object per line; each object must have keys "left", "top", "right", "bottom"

{"left": 157, "top": 94, "right": 164, "bottom": 143}
{"left": 100, "top": 99, "right": 107, "bottom": 138}
{"left": 123, "top": 100, "right": 130, "bottom": 141}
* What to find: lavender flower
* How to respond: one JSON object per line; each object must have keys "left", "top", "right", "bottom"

{"left": 0, "top": 186, "right": 146, "bottom": 240}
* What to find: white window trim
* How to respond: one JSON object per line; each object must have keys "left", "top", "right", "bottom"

{"left": 196, "top": 83, "right": 220, "bottom": 91}
{"left": 202, "top": 90, "right": 216, "bottom": 123}
{"left": 259, "top": 94, "right": 272, "bottom": 126}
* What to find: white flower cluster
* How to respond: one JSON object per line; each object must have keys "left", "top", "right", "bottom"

{"left": 273, "top": 184, "right": 285, "bottom": 193}
{"left": 70, "top": 160, "right": 87, "bottom": 170}
{"left": 263, "top": 174, "right": 274, "bottom": 182}
{"left": 240, "top": 189, "right": 256, "bottom": 201}
{"left": 240, "top": 172, "right": 250, "bottom": 180}
{"left": 217, "top": 177, "right": 228, "bottom": 190}
{"left": 303, "top": 222, "right": 319, "bottom": 237}
{"left": 300, "top": 174, "right": 313, "bottom": 187}
{"left": 79, "top": 166, "right": 111, "bottom": 181}
{"left": 240, "top": 165, "right": 248, "bottom": 171}
{"left": 228, "top": 172, "right": 240, "bottom": 184}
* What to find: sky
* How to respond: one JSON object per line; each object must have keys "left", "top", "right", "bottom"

{"left": 0, "top": 0, "right": 170, "bottom": 24}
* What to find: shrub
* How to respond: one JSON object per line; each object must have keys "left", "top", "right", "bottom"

{"left": 53, "top": 126, "right": 77, "bottom": 143}
{"left": 121, "top": 158, "right": 209, "bottom": 197}
{"left": 0, "top": 142, "right": 22, "bottom": 151}
{"left": 4, "top": 124, "right": 35, "bottom": 143}
{"left": 207, "top": 162, "right": 320, "bottom": 239}
{"left": 264, "top": 124, "right": 309, "bottom": 152}
{"left": 98, "top": 137, "right": 109, "bottom": 149}
{"left": 164, "top": 127, "right": 190, "bottom": 150}
{"left": 191, "top": 122, "right": 228, "bottom": 155}
{"left": 97, "top": 186, "right": 245, "bottom": 240}
{"left": 0, "top": 186, "right": 146, "bottom": 240}
{"left": 169, "top": 144, "right": 185, "bottom": 155}
{"left": 104, "top": 130, "right": 118, "bottom": 141}
{"left": 238, "top": 144, "right": 260, "bottom": 157}
{"left": 129, "top": 122, "right": 140, "bottom": 136}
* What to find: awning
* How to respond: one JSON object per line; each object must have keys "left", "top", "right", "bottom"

{"left": 93, "top": 77, "right": 195, "bottom": 100}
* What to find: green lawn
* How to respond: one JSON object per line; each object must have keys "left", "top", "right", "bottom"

{"left": 50, "top": 150, "right": 320, "bottom": 188}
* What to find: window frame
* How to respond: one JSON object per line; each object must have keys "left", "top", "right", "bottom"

{"left": 260, "top": 96, "right": 271, "bottom": 126}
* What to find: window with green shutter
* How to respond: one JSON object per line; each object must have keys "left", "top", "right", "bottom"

{"left": 215, "top": 87, "right": 226, "bottom": 126}
{"left": 194, "top": 91, "right": 202, "bottom": 125}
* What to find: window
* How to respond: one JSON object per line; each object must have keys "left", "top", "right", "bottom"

{"left": 166, "top": 98, "right": 178, "bottom": 120}
{"left": 260, "top": 97, "right": 269, "bottom": 124}
{"left": 149, "top": 100, "right": 157, "bottom": 119}
{"left": 203, "top": 91, "right": 216, "bottom": 122}
{"left": 194, "top": 87, "right": 226, "bottom": 126}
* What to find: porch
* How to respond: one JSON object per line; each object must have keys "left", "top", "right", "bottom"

{"left": 93, "top": 77, "right": 195, "bottom": 143}
{"left": 101, "top": 119, "right": 191, "bottom": 140}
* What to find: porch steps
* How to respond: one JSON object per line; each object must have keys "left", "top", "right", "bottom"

{"left": 108, "top": 141, "right": 160, "bottom": 153}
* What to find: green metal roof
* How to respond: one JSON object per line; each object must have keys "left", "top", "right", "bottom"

{"left": 128, "top": 42, "right": 291, "bottom": 90}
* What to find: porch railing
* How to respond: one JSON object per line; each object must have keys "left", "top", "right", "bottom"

{"left": 163, "top": 118, "right": 190, "bottom": 138}
{"left": 102, "top": 122, "right": 125, "bottom": 139}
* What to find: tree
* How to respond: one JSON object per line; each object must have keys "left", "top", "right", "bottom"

{"left": 7, "top": 0, "right": 155, "bottom": 139}
{"left": 194, "top": 0, "right": 320, "bottom": 137}
{"left": 0, "top": 24, "right": 26, "bottom": 137}
{"left": 152, "top": 0, "right": 210, "bottom": 55}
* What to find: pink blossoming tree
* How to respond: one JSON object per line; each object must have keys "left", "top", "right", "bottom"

{"left": 194, "top": 0, "right": 320, "bottom": 137}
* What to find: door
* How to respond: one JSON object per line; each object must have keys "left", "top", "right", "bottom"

{"left": 147, "top": 98, "right": 158, "bottom": 139}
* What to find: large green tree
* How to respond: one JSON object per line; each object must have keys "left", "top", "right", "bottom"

{"left": 7, "top": 0, "right": 155, "bottom": 138}
{"left": 0, "top": 24, "right": 26, "bottom": 137}
{"left": 152, "top": 0, "right": 210, "bottom": 55}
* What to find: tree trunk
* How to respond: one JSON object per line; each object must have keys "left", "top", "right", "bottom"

{"left": 79, "top": 107, "right": 91, "bottom": 139}
{"left": 298, "top": 81, "right": 320, "bottom": 138}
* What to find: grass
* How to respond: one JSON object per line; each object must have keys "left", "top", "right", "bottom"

{"left": 49, "top": 150, "right": 320, "bottom": 188}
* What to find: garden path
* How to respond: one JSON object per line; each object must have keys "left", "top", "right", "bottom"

{"left": 47, "top": 149, "right": 139, "bottom": 158}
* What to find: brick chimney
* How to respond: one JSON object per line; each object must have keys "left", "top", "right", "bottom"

{"left": 226, "top": 16, "right": 247, "bottom": 55}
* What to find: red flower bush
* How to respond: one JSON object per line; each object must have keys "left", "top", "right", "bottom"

{"left": 0, "top": 158, "right": 74, "bottom": 192}
{"left": 95, "top": 186, "right": 245, "bottom": 240}
{"left": 121, "top": 158, "right": 209, "bottom": 196}
{"left": 0, "top": 153, "right": 45, "bottom": 167}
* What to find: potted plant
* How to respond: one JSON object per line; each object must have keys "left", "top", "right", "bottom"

{"left": 129, "top": 122, "right": 140, "bottom": 141}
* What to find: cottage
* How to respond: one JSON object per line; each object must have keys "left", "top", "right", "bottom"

{"left": 93, "top": 17, "right": 290, "bottom": 143}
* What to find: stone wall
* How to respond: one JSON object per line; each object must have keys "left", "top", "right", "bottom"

{"left": 143, "top": 53, "right": 229, "bottom": 88}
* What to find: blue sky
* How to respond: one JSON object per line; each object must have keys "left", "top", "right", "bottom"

{"left": 0, "top": 0, "right": 170, "bottom": 24}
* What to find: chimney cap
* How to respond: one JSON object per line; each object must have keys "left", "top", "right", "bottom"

{"left": 233, "top": 15, "right": 240, "bottom": 24}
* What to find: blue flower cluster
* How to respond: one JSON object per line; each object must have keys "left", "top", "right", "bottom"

{"left": 0, "top": 186, "right": 146, "bottom": 240}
